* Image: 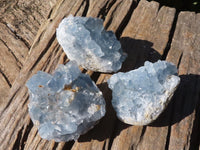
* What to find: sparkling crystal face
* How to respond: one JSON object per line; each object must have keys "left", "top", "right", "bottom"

{"left": 56, "top": 15, "right": 126, "bottom": 73}
{"left": 26, "top": 61, "right": 106, "bottom": 142}
{"left": 108, "top": 60, "right": 180, "bottom": 125}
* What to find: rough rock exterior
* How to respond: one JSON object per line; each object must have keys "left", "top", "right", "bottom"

{"left": 108, "top": 60, "right": 180, "bottom": 125}
{"left": 26, "top": 61, "right": 106, "bottom": 142}
{"left": 56, "top": 15, "right": 126, "bottom": 72}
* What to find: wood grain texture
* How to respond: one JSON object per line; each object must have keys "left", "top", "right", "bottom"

{"left": 0, "top": 0, "right": 57, "bottom": 46}
{"left": 0, "top": 0, "right": 57, "bottom": 111}
{"left": 167, "top": 12, "right": 200, "bottom": 75}
{"left": 0, "top": 0, "right": 200, "bottom": 149}
{"left": 166, "top": 11, "right": 200, "bottom": 150}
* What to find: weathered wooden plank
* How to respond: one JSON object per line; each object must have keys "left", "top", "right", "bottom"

{"left": 166, "top": 12, "right": 200, "bottom": 150}
{"left": 167, "top": 12, "right": 200, "bottom": 75}
{"left": 0, "top": 0, "right": 200, "bottom": 149}
{"left": 0, "top": 0, "right": 174, "bottom": 149}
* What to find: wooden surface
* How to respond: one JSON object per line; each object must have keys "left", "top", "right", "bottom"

{"left": 0, "top": 0, "right": 57, "bottom": 111}
{"left": 0, "top": 0, "right": 200, "bottom": 149}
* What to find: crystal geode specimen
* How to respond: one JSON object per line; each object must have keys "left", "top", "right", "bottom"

{"left": 108, "top": 60, "right": 180, "bottom": 125}
{"left": 56, "top": 15, "right": 126, "bottom": 73}
{"left": 26, "top": 61, "right": 106, "bottom": 142}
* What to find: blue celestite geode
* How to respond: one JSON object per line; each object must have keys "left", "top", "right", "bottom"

{"left": 26, "top": 61, "right": 106, "bottom": 142}
{"left": 56, "top": 15, "right": 126, "bottom": 73}
{"left": 108, "top": 60, "right": 180, "bottom": 125}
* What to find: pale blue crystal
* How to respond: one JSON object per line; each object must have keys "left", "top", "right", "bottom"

{"left": 108, "top": 60, "right": 180, "bottom": 125}
{"left": 26, "top": 61, "right": 106, "bottom": 142}
{"left": 56, "top": 15, "right": 126, "bottom": 72}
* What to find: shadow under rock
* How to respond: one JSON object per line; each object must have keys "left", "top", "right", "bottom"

{"left": 150, "top": 74, "right": 200, "bottom": 127}
{"left": 119, "top": 37, "right": 161, "bottom": 72}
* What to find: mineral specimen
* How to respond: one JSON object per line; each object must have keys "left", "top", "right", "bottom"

{"left": 26, "top": 61, "right": 106, "bottom": 142}
{"left": 56, "top": 15, "right": 126, "bottom": 73}
{"left": 108, "top": 60, "right": 180, "bottom": 125}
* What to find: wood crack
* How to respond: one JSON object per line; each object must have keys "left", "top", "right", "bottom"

{"left": 165, "top": 126, "right": 172, "bottom": 150}
{"left": 52, "top": 142, "right": 59, "bottom": 150}
{"left": 104, "top": 1, "right": 123, "bottom": 30}
{"left": 41, "top": 44, "right": 60, "bottom": 72}
{"left": 102, "top": 141, "right": 106, "bottom": 150}
{"left": 0, "top": 86, "right": 20, "bottom": 115}
{"left": 0, "top": 38, "right": 23, "bottom": 68}
{"left": 0, "top": 68, "right": 12, "bottom": 88}
{"left": 177, "top": 52, "right": 183, "bottom": 70}
{"left": 97, "top": 0, "right": 117, "bottom": 20}
{"left": 115, "top": 0, "right": 137, "bottom": 39}
{"left": 62, "top": 141, "right": 75, "bottom": 150}
{"left": 30, "top": 33, "right": 56, "bottom": 71}
{"left": 13, "top": 126, "right": 24, "bottom": 150}
{"left": 20, "top": 120, "right": 33, "bottom": 150}
{"left": 134, "top": 126, "right": 146, "bottom": 149}
{"left": 161, "top": 11, "right": 179, "bottom": 60}
{"left": 3, "top": 21, "right": 31, "bottom": 49}
{"left": 82, "top": 0, "right": 89, "bottom": 17}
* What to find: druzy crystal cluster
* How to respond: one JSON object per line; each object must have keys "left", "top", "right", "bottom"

{"left": 56, "top": 15, "right": 126, "bottom": 72}
{"left": 26, "top": 15, "right": 181, "bottom": 142}
{"left": 108, "top": 60, "right": 180, "bottom": 125}
{"left": 26, "top": 61, "right": 106, "bottom": 142}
